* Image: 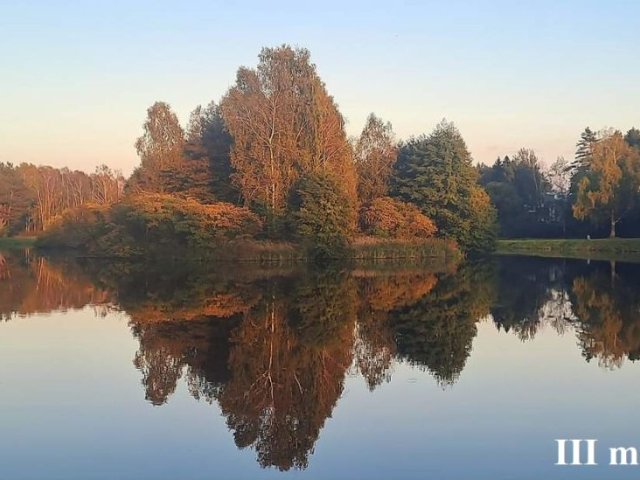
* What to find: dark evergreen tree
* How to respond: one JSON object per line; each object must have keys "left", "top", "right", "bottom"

{"left": 388, "top": 264, "right": 494, "bottom": 384}
{"left": 479, "top": 149, "right": 556, "bottom": 237}
{"left": 625, "top": 127, "right": 640, "bottom": 150}
{"left": 182, "top": 103, "right": 236, "bottom": 203}
{"left": 288, "top": 172, "right": 355, "bottom": 260}
{"left": 574, "top": 127, "right": 598, "bottom": 167}
{"left": 391, "top": 120, "right": 497, "bottom": 252}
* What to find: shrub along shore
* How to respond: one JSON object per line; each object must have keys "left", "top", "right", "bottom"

{"left": 30, "top": 192, "right": 463, "bottom": 264}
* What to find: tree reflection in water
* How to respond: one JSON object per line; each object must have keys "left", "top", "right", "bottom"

{"left": 2, "top": 251, "right": 640, "bottom": 470}
{"left": 0, "top": 250, "right": 111, "bottom": 320}
{"left": 570, "top": 263, "right": 640, "bottom": 367}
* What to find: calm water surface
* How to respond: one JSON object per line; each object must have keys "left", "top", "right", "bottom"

{"left": 1, "top": 251, "right": 639, "bottom": 479}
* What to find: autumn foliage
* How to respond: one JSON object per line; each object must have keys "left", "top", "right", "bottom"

{"left": 0, "top": 163, "right": 124, "bottom": 235}
{"left": 220, "top": 46, "right": 357, "bottom": 221}
{"left": 38, "top": 194, "right": 262, "bottom": 256}
{"left": 573, "top": 131, "right": 640, "bottom": 238}
{"left": 2, "top": 44, "right": 505, "bottom": 257}
{"left": 359, "top": 197, "right": 437, "bottom": 239}
{"left": 355, "top": 114, "right": 398, "bottom": 203}
{"left": 114, "top": 193, "right": 262, "bottom": 241}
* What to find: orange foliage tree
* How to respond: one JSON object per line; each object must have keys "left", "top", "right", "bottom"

{"left": 354, "top": 113, "right": 398, "bottom": 203}
{"left": 573, "top": 130, "right": 640, "bottom": 238}
{"left": 129, "top": 102, "right": 186, "bottom": 193}
{"left": 220, "top": 46, "right": 357, "bottom": 228}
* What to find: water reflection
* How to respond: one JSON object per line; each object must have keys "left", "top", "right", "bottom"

{"left": 571, "top": 263, "right": 640, "bottom": 367}
{"left": 0, "top": 250, "right": 110, "bottom": 319}
{"left": 2, "top": 251, "right": 640, "bottom": 471}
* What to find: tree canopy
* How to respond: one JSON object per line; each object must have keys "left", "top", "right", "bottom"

{"left": 391, "top": 120, "right": 497, "bottom": 251}
{"left": 219, "top": 45, "right": 357, "bottom": 224}
{"left": 129, "top": 102, "right": 186, "bottom": 193}
{"left": 573, "top": 130, "right": 640, "bottom": 238}
{"left": 354, "top": 113, "right": 397, "bottom": 203}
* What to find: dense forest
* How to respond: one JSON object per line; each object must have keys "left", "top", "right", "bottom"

{"left": 479, "top": 127, "right": 640, "bottom": 239}
{"left": 0, "top": 164, "right": 124, "bottom": 234}
{"left": 1, "top": 45, "right": 639, "bottom": 257}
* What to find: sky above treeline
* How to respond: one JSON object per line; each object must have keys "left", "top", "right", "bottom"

{"left": 2, "top": 0, "right": 638, "bottom": 175}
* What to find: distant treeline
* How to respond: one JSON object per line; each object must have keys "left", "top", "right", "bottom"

{"left": 3, "top": 45, "right": 637, "bottom": 256}
{"left": 0, "top": 163, "right": 124, "bottom": 234}
{"left": 479, "top": 127, "right": 640, "bottom": 239}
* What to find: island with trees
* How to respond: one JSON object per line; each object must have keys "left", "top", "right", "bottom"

{"left": 1, "top": 45, "right": 639, "bottom": 261}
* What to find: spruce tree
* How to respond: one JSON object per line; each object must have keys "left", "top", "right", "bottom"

{"left": 625, "top": 127, "right": 640, "bottom": 150}
{"left": 391, "top": 120, "right": 497, "bottom": 252}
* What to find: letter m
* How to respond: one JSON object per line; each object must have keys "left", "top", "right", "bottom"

{"left": 610, "top": 447, "right": 639, "bottom": 466}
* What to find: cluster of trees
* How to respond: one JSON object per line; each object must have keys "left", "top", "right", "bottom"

{"left": 11, "top": 45, "right": 638, "bottom": 249}
{"left": 29, "top": 45, "right": 497, "bottom": 256}
{"left": 0, "top": 163, "right": 124, "bottom": 235}
{"left": 479, "top": 127, "right": 640, "bottom": 238}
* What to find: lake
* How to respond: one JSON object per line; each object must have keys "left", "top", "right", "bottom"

{"left": 1, "top": 251, "right": 639, "bottom": 480}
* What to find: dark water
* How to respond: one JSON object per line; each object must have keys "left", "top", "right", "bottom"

{"left": 1, "top": 251, "right": 640, "bottom": 480}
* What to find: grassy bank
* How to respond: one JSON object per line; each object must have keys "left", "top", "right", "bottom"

{"left": 0, "top": 237, "right": 37, "bottom": 249}
{"left": 496, "top": 238, "right": 640, "bottom": 262}
{"left": 352, "top": 237, "right": 460, "bottom": 262}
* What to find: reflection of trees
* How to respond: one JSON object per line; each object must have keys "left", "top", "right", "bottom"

{"left": 81, "top": 260, "right": 267, "bottom": 324}
{"left": 216, "top": 271, "right": 356, "bottom": 471}
{"left": 488, "top": 257, "right": 640, "bottom": 369}
{"left": 120, "top": 263, "right": 269, "bottom": 405}
{"left": 132, "top": 316, "right": 240, "bottom": 405}
{"left": 13, "top": 249, "right": 640, "bottom": 470}
{"left": 353, "top": 264, "right": 495, "bottom": 388}
{"left": 571, "top": 266, "right": 640, "bottom": 368}
{"left": 0, "top": 252, "right": 111, "bottom": 320}
{"left": 387, "top": 264, "right": 494, "bottom": 385}
{"left": 219, "top": 302, "right": 351, "bottom": 470}
{"left": 538, "top": 288, "right": 574, "bottom": 335}
{"left": 355, "top": 272, "right": 438, "bottom": 390}
{"left": 127, "top": 269, "right": 356, "bottom": 471}
{"left": 287, "top": 268, "right": 357, "bottom": 347}
{"left": 490, "top": 257, "right": 562, "bottom": 340}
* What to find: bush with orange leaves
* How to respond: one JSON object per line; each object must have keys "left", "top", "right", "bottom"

{"left": 359, "top": 197, "right": 437, "bottom": 239}
{"left": 108, "top": 193, "right": 263, "bottom": 252}
{"left": 38, "top": 193, "right": 263, "bottom": 256}
{"left": 37, "top": 203, "right": 113, "bottom": 250}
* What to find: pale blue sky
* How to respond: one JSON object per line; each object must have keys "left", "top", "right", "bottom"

{"left": 1, "top": 0, "right": 638, "bottom": 174}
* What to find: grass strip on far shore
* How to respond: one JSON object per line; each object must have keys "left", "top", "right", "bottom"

{"left": 496, "top": 238, "right": 640, "bottom": 262}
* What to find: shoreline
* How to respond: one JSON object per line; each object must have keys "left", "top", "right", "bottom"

{"left": 5, "top": 236, "right": 461, "bottom": 264}
{"left": 496, "top": 238, "right": 640, "bottom": 262}
{"left": 0, "top": 237, "right": 37, "bottom": 249}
